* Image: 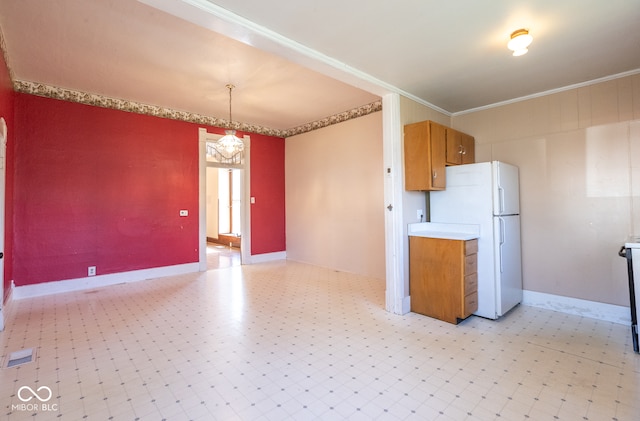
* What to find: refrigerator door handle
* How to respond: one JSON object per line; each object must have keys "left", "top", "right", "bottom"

{"left": 498, "top": 186, "right": 505, "bottom": 215}
{"left": 499, "top": 217, "right": 505, "bottom": 273}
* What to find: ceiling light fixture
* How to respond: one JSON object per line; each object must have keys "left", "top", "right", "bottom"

{"left": 215, "top": 84, "right": 245, "bottom": 159}
{"left": 507, "top": 29, "right": 533, "bottom": 56}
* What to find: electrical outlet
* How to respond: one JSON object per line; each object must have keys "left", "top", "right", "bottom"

{"left": 417, "top": 209, "right": 424, "bottom": 220}
{"left": 88, "top": 266, "right": 96, "bottom": 277}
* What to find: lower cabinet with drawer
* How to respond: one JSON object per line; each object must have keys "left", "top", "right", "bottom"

{"left": 409, "top": 236, "right": 478, "bottom": 324}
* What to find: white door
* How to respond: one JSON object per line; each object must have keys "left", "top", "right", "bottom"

{"left": 492, "top": 161, "right": 520, "bottom": 216}
{"left": 494, "top": 214, "right": 523, "bottom": 316}
{"left": 0, "top": 118, "right": 6, "bottom": 331}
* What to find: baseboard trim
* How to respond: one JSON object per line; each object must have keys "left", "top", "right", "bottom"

{"left": 522, "top": 290, "right": 631, "bottom": 325}
{"left": 402, "top": 296, "right": 411, "bottom": 315}
{"left": 249, "top": 251, "right": 286, "bottom": 264}
{"left": 13, "top": 263, "right": 200, "bottom": 300}
{"left": 0, "top": 283, "right": 15, "bottom": 331}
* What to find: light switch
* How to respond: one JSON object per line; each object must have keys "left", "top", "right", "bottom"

{"left": 250, "top": 197, "right": 256, "bottom": 204}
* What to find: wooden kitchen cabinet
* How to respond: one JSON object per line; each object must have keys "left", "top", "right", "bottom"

{"left": 404, "top": 120, "right": 446, "bottom": 191}
{"left": 409, "top": 236, "right": 478, "bottom": 324}
{"left": 446, "top": 128, "right": 475, "bottom": 165}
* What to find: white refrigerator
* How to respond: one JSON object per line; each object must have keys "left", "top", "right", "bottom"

{"left": 430, "top": 161, "right": 523, "bottom": 319}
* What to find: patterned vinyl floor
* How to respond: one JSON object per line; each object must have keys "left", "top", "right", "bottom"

{"left": 1, "top": 260, "right": 638, "bottom": 420}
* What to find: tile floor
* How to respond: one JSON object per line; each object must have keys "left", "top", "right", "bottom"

{"left": 206, "top": 243, "right": 241, "bottom": 271}
{"left": 1, "top": 260, "right": 639, "bottom": 420}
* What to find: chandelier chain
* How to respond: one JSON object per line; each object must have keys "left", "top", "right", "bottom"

{"left": 226, "top": 83, "right": 235, "bottom": 127}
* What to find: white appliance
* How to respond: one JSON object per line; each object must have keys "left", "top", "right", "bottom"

{"left": 430, "top": 161, "right": 523, "bottom": 319}
{"left": 619, "top": 237, "right": 640, "bottom": 353}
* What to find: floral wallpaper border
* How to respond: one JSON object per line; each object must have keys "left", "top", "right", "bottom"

{"left": 285, "top": 100, "right": 382, "bottom": 137}
{"left": 14, "top": 80, "right": 382, "bottom": 138}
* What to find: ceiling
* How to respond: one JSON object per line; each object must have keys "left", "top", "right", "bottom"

{"left": 0, "top": 0, "right": 639, "bottom": 133}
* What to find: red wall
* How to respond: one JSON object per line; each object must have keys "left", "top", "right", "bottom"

{"left": 250, "top": 133, "right": 286, "bottom": 255}
{"left": 0, "top": 51, "right": 14, "bottom": 300}
{"left": 14, "top": 95, "right": 200, "bottom": 285}
{"left": 13, "top": 94, "right": 285, "bottom": 286}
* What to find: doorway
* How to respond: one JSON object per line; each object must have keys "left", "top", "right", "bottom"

{"left": 215, "top": 168, "right": 241, "bottom": 248}
{"left": 198, "top": 128, "right": 251, "bottom": 271}
{"left": 205, "top": 167, "right": 242, "bottom": 270}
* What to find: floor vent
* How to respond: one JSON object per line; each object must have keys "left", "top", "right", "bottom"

{"left": 4, "top": 348, "right": 36, "bottom": 368}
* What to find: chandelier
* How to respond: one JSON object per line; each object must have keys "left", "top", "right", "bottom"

{"left": 213, "top": 84, "right": 245, "bottom": 160}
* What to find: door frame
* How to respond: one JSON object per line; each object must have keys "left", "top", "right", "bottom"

{"left": 0, "top": 118, "right": 6, "bottom": 331}
{"left": 382, "top": 94, "right": 407, "bottom": 314}
{"left": 198, "top": 128, "right": 251, "bottom": 270}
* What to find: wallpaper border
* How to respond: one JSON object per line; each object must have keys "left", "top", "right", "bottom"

{"left": 14, "top": 80, "right": 382, "bottom": 138}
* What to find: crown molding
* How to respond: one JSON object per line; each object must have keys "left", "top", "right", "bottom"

{"left": 13, "top": 80, "right": 381, "bottom": 138}
{"left": 453, "top": 68, "right": 640, "bottom": 116}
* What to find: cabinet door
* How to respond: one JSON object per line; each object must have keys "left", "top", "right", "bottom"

{"left": 445, "top": 128, "right": 462, "bottom": 165}
{"left": 409, "top": 236, "right": 465, "bottom": 324}
{"left": 429, "top": 122, "right": 447, "bottom": 189}
{"left": 403, "top": 121, "right": 446, "bottom": 191}
{"left": 446, "top": 128, "right": 475, "bottom": 165}
{"left": 404, "top": 121, "right": 431, "bottom": 191}
{"left": 461, "top": 133, "right": 475, "bottom": 164}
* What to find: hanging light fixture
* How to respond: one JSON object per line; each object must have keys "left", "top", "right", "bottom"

{"left": 215, "top": 84, "right": 245, "bottom": 159}
{"left": 507, "top": 29, "right": 533, "bottom": 56}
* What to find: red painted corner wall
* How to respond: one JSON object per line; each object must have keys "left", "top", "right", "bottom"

{"left": 249, "top": 133, "right": 286, "bottom": 255}
{"left": 0, "top": 49, "right": 14, "bottom": 301}
{"left": 13, "top": 94, "right": 200, "bottom": 286}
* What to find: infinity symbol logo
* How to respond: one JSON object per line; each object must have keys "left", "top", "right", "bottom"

{"left": 17, "top": 386, "right": 52, "bottom": 402}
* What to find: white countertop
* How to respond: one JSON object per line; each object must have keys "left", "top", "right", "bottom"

{"left": 625, "top": 235, "right": 640, "bottom": 249}
{"left": 408, "top": 222, "right": 480, "bottom": 241}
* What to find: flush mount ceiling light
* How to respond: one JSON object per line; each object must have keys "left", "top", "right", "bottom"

{"left": 508, "top": 29, "right": 533, "bottom": 56}
{"left": 215, "top": 84, "right": 245, "bottom": 159}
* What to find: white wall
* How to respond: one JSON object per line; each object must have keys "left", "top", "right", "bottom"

{"left": 452, "top": 74, "right": 640, "bottom": 306}
{"left": 285, "top": 112, "right": 386, "bottom": 279}
{"left": 283, "top": 74, "right": 640, "bottom": 309}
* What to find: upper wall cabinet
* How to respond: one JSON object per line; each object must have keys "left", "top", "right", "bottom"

{"left": 445, "top": 128, "right": 475, "bottom": 165}
{"left": 404, "top": 120, "right": 447, "bottom": 191}
{"left": 404, "top": 121, "right": 476, "bottom": 191}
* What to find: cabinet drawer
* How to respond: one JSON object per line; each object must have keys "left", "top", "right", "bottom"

{"left": 464, "top": 292, "right": 478, "bottom": 315}
{"left": 465, "top": 239, "right": 478, "bottom": 255}
{"left": 464, "top": 253, "right": 477, "bottom": 275}
{"left": 464, "top": 272, "right": 478, "bottom": 293}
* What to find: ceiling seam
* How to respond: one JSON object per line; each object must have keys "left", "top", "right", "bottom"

{"left": 13, "top": 80, "right": 382, "bottom": 138}
{"left": 0, "top": 23, "right": 16, "bottom": 87}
